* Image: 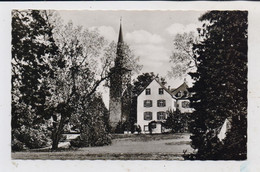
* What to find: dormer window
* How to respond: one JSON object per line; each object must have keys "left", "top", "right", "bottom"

{"left": 145, "top": 88, "right": 151, "bottom": 95}
{"left": 159, "top": 88, "right": 164, "bottom": 95}
{"left": 177, "top": 91, "right": 182, "bottom": 97}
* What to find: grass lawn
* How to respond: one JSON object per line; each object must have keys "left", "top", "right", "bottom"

{"left": 12, "top": 133, "right": 193, "bottom": 160}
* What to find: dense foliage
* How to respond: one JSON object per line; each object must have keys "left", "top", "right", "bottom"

{"left": 11, "top": 10, "right": 58, "bottom": 150}
{"left": 163, "top": 109, "right": 190, "bottom": 133}
{"left": 187, "top": 11, "right": 248, "bottom": 160}
{"left": 70, "top": 95, "right": 112, "bottom": 147}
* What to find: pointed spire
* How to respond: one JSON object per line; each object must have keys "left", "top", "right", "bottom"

{"left": 115, "top": 18, "right": 124, "bottom": 68}
{"left": 118, "top": 17, "right": 123, "bottom": 43}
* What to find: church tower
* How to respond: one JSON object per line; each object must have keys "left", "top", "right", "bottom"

{"left": 109, "top": 20, "right": 132, "bottom": 131}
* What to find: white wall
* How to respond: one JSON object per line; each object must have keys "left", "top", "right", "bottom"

{"left": 137, "top": 80, "right": 176, "bottom": 133}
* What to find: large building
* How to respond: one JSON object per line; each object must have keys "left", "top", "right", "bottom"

{"left": 109, "top": 22, "right": 132, "bottom": 131}
{"left": 137, "top": 78, "right": 193, "bottom": 134}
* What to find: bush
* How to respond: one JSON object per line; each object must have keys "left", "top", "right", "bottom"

{"left": 115, "top": 120, "right": 134, "bottom": 134}
{"left": 12, "top": 125, "right": 51, "bottom": 151}
{"left": 12, "top": 138, "right": 26, "bottom": 151}
{"left": 70, "top": 124, "right": 112, "bottom": 148}
{"left": 94, "top": 133, "right": 112, "bottom": 146}
{"left": 131, "top": 123, "right": 141, "bottom": 134}
{"left": 115, "top": 121, "right": 124, "bottom": 134}
{"left": 59, "top": 134, "right": 67, "bottom": 142}
{"left": 70, "top": 136, "right": 84, "bottom": 147}
{"left": 163, "top": 110, "right": 191, "bottom": 133}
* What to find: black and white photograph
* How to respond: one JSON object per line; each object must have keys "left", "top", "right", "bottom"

{"left": 4, "top": 0, "right": 260, "bottom": 171}
{"left": 10, "top": 9, "right": 248, "bottom": 161}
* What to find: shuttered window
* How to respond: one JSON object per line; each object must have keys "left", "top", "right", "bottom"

{"left": 157, "top": 99, "right": 166, "bottom": 107}
{"left": 144, "top": 112, "right": 152, "bottom": 120}
{"left": 144, "top": 100, "right": 152, "bottom": 107}
{"left": 145, "top": 88, "right": 151, "bottom": 95}
{"left": 159, "top": 88, "right": 164, "bottom": 95}
{"left": 157, "top": 111, "right": 166, "bottom": 120}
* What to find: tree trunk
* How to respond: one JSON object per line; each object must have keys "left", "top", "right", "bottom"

{"left": 51, "top": 114, "right": 66, "bottom": 150}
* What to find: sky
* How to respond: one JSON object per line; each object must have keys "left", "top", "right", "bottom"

{"left": 57, "top": 10, "right": 205, "bottom": 107}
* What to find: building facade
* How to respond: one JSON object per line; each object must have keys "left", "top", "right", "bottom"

{"left": 137, "top": 79, "right": 193, "bottom": 134}
{"left": 172, "top": 81, "right": 193, "bottom": 114}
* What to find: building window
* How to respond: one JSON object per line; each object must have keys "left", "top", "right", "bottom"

{"left": 144, "top": 125, "right": 149, "bottom": 131}
{"left": 182, "top": 101, "right": 190, "bottom": 108}
{"left": 177, "top": 91, "right": 182, "bottom": 97}
{"left": 157, "top": 111, "right": 166, "bottom": 120}
{"left": 144, "top": 112, "right": 152, "bottom": 120}
{"left": 157, "top": 99, "right": 166, "bottom": 107}
{"left": 159, "top": 88, "right": 164, "bottom": 95}
{"left": 145, "top": 88, "right": 151, "bottom": 95}
{"left": 144, "top": 100, "right": 152, "bottom": 107}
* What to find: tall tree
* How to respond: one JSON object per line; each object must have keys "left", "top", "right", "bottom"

{"left": 11, "top": 10, "right": 59, "bottom": 150}
{"left": 47, "top": 18, "right": 110, "bottom": 149}
{"left": 168, "top": 32, "right": 198, "bottom": 79}
{"left": 187, "top": 11, "right": 247, "bottom": 160}
{"left": 48, "top": 13, "right": 142, "bottom": 149}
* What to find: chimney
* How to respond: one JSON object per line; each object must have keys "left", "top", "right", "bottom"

{"left": 168, "top": 86, "right": 171, "bottom": 90}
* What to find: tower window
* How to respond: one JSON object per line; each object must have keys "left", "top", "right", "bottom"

{"left": 157, "top": 99, "right": 166, "bottom": 107}
{"left": 157, "top": 111, "right": 166, "bottom": 120}
{"left": 144, "top": 112, "right": 152, "bottom": 120}
{"left": 159, "top": 88, "right": 164, "bottom": 95}
{"left": 145, "top": 88, "right": 151, "bottom": 95}
{"left": 144, "top": 100, "right": 152, "bottom": 107}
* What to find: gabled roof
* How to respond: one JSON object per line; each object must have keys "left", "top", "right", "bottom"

{"left": 137, "top": 78, "right": 176, "bottom": 99}
{"left": 154, "top": 79, "right": 175, "bottom": 97}
{"left": 171, "top": 82, "right": 189, "bottom": 96}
